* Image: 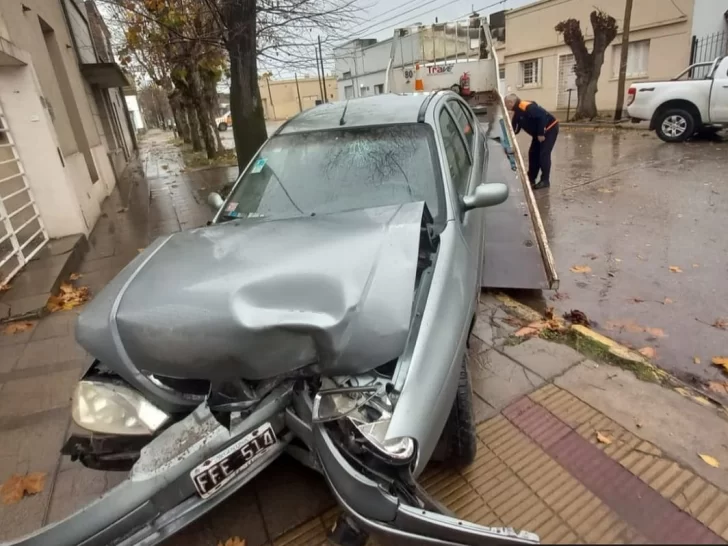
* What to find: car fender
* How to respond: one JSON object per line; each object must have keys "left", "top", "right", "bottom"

{"left": 385, "top": 222, "right": 475, "bottom": 475}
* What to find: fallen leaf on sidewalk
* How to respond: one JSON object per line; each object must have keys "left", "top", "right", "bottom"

{"left": 550, "top": 292, "right": 570, "bottom": 301}
{"left": 645, "top": 327, "right": 665, "bottom": 338}
{"left": 2, "top": 321, "right": 35, "bottom": 335}
{"left": 0, "top": 283, "right": 10, "bottom": 293}
{"left": 699, "top": 454, "right": 720, "bottom": 468}
{"left": 707, "top": 381, "right": 728, "bottom": 395}
{"left": 570, "top": 265, "right": 592, "bottom": 273}
{"left": 217, "top": 538, "right": 246, "bottom": 546}
{"left": 712, "top": 357, "right": 728, "bottom": 372}
{"left": 663, "top": 297, "right": 673, "bottom": 305}
{"left": 1, "top": 472, "right": 46, "bottom": 504}
{"left": 544, "top": 306, "right": 555, "bottom": 320}
{"left": 630, "top": 297, "right": 645, "bottom": 303}
{"left": 514, "top": 321, "right": 549, "bottom": 337}
{"left": 563, "top": 309, "right": 590, "bottom": 326}
{"left": 605, "top": 320, "right": 666, "bottom": 338}
{"left": 638, "top": 347, "right": 656, "bottom": 359}
{"left": 596, "top": 431, "right": 613, "bottom": 445}
{"left": 693, "top": 356, "right": 701, "bottom": 365}
{"left": 712, "top": 318, "right": 728, "bottom": 331}
{"left": 47, "top": 283, "right": 90, "bottom": 312}
{"left": 669, "top": 266, "right": 682, "bottom": 273}
{"left": 69, "top": 273, "right": 83, "bottom": 281}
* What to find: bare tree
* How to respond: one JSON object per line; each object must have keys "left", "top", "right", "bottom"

{"left": 555, "top": 10, "right": 618, "bottom": 120}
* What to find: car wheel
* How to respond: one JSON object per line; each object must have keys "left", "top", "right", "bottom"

{"left": 218, "top": 122, "right": 228, "bottom": 132}
{"left": 433, "top": 354, "right": 478, "bottom": 467}
{"left": 656, "top": 109, "right": 694, "bottom": 142}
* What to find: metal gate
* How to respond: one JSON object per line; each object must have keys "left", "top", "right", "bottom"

{"left": 557, "top": 54, "right": 576, "bottom": 109}
{"left": 0, "top": 102, "right": 49, "bottom": 287}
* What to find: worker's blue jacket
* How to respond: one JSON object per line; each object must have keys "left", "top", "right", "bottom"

{"left": 511, "top": 99, "right": 558, "bottom": 138}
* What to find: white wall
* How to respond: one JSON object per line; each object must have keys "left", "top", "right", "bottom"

{"left": 692, "top": 0, "right": 728, "bottom": 38}
{"left": 0, "top": 62, "right": 87, "bottom": 236}
{"left": 124, "top": 95, "right": 144, "bottom": 130}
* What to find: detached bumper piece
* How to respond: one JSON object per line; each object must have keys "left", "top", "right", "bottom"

{"left": 314, "top": 425, "right": 539, "bottom": 546}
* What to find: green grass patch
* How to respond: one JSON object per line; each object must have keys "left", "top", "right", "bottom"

{"left": 181, "top": 145, "right": 237, "bottom": 170}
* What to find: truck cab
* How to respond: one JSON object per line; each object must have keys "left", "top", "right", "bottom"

{"left": 627, "top": 56, "right": 728, "bottom": 142}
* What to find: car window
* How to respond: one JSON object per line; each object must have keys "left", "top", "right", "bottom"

{"left": 449, "top": 101, "right": 475, "bottom": 152}
{"left": 438, "top": 108, "right": 472, "bottom": 195}
{"left": 223, "top": 124, "right": 444, "bottom": 223}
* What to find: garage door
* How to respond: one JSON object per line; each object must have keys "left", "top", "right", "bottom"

{"left": 0, "top": 102, "right": 48, "bottom": 286}
{"left": 557, "top": 54, "right": 577, "bottom": 109}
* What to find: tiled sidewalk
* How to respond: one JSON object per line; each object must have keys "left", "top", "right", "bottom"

{"left": 273, "top": 382, "right": 728, "bottom": 545}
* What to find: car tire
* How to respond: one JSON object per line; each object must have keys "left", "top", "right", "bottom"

{"left": 655, "top": 108, "right": 694, "bottom": 143}
{"left": 434, "top": 354, "right": 478, "bottom": 467}
{"left": 218, "top": 122, "right": 228, "bottom": 132}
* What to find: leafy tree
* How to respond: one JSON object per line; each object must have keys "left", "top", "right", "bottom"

{"left": 555, "top": 10, "right": 618, "bottom": 120}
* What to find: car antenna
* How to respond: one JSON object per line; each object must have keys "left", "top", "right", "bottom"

{"left": 339, "top": 101, "right": 349, "bottom": 126}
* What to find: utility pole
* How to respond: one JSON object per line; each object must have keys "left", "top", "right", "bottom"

{"left": 294, "top": 73, "right": 303, "bottom": 112}
{"left": 314, "top": 47, "right": 325, "bottom": 102}
{"left": 614, "top": 0, "right": 633, "bottom": 121}
{"left": 318, "top": 35, "right": 328, "bottom": 102}
{"left": 265, "top": 75, "right": 277, "bottom": 120}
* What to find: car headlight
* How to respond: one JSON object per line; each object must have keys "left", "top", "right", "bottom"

{"left": 72, "top": 380, "right": 170, "bottom": 436}
{"left": 313, "top": 384, "right": 415, "bottom": 462}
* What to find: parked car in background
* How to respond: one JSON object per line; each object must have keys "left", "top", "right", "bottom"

{"left": 627, "top": 56, "right": 728, "bottom": 142}
{"left": 216, "top": 111, "right": 232, "bottom": 131}
{"left": 6, "top": 93, "right": 540, "bottom": 546}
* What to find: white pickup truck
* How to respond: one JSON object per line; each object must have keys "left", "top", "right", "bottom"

{"left": 627, "top": 55, "right": 728, "bottom": 142}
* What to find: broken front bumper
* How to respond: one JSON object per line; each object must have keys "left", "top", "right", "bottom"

{"left": 3, "top": 384, "right": 538, "bottom": 546}
{"left": 314, "top": 424, "right": 539, "bottom": 546}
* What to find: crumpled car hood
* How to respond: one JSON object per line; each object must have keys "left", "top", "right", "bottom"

{"left": 76, "top": 202, "right": 427, "bottom": 381}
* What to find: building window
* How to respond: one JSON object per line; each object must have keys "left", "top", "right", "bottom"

{"left": 343, "top": 71, "right": 351, "bottom": 79}
{"left": 374, "top": 84, "right": 384, "bottom": 95}
{"left": 498, "top": 65, "right": 505, "bottom": 79}
{"left": 612, "top": 40, "right": 650, "bottom": 78}
{"left": 519, "top": 59, "right": 541, "bottom": 87}
{"left": 360, "top": 86, "right": 370, "bottom": 97}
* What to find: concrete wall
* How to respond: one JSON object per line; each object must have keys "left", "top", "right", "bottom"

{"left": 691, "top": 0, "right": 728, "bottom": 38}
{"left": 502, "top": 0, "right": 694, "bottom": 115}
{"left": 259, "top": 76, "right": 337, "bottom": 120}
{"left": 0, "top": 0, "right": 122, "bottom": 236}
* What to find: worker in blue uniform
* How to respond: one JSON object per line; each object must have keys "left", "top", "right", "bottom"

{"left": 505, "top": 94, "right": 559, "bottom": 190}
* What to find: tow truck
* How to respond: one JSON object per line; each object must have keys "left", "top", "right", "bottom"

{"left": 385, "top": 15, "right": 558, "bottom": 292}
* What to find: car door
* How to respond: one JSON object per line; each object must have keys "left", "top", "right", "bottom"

{"left": 440, "top": 98, "right": 486, "bottom": 287}
{"left": 709, "top": 58, "right": 728, "bottom": 122}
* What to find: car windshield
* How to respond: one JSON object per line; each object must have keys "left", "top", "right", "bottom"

{"left": 221, "top": 124, "right": 443, "bottom": 223}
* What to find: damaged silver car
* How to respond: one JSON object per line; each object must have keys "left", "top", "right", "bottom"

{"left": 5, "top": 93, "right": 539, "bottom": 546}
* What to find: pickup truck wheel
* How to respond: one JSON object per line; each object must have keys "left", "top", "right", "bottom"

{"left": 656, "top": 109, "right": 694, "bottom": 142}
{"left": 433, "top": 354, "right": 477, "bottom": 467}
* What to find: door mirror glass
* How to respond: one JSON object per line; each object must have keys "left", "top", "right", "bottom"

{"left": 462, "top": 183, "right": 508, "bottom": 211}
{"left": 208, "top": 192, "right": 224, "bottom": 211}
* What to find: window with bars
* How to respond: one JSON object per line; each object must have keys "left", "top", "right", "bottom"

{"left": 498, "top": 65, "right": 505, "bottom": 79}
{"left": 519, "top": 59, "right": 541, "bottom": 86}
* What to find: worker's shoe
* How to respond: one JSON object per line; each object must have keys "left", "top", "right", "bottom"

{"left": 533, "top": 180, "right": 550, "bottom": 190}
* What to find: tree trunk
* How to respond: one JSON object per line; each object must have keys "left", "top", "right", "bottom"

{"left": 211, "top": 108, "right": 225, "bottom": 151}
{"left": 575, "top": 78, "right": 598, "bottom": 120}
{"left": 189, "top": 64, "right": 216, "bottom": 160}
{"left": 186, "top": 101, "right": 203, "bottom": 152}
{"left": 223, "top": 0, "right": 268, "bottom": 173}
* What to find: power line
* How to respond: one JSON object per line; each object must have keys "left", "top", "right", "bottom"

{"left": 343, "top": 0, "right": 445, "bottom": 36}
{"left": 334, "top": 0, "right": 509, "bottom": 47}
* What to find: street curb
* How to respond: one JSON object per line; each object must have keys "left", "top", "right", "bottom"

{"left": 492, "top": 292, "right": 728, "bottom": 416}
{"left": 561, "top": 122, "right": 650, "bottom": 131}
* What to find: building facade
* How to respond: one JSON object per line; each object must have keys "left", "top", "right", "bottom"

{"left": 0, "top": 0, "right": 132, "bottom": 284}
{"left": 334, "top": 0, "right": 701, "bottom": 117}
{"left": 499, "top": 0, "right": 695, "bottom": 116}
{"left": 258, "top": 75, "right": 338, "bottom": 120}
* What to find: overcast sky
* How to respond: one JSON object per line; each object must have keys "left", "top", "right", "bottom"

{"left": 340, "top": 0, "right": 535, "bottom": 43}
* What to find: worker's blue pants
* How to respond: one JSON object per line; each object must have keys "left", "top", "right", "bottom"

{"left": 527, "top": 125, "right": 559, "bottom": 185}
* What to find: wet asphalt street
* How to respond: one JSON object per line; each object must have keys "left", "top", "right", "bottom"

{"left": 518, "top": 128, "right": 727, "bottom": 388}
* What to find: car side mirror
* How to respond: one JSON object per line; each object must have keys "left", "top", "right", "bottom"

{"left": 462, "top": 183, "right": 509, "bottom": 211}
{"left": 207, "top": 192, "right": 224, "bottom": 211}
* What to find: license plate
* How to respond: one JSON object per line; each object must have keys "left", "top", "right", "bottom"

{"left": 191, "top": 422, "right": 277, "bottom": 498}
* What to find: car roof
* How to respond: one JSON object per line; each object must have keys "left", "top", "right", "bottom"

{"left": 277, "top": 93, "right": 436, "bottom": 135}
